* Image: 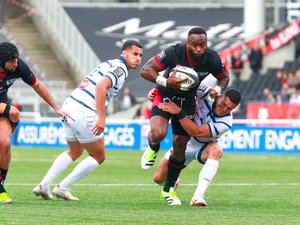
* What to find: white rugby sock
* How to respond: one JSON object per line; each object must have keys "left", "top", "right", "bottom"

{"left": 59, "top": 156, "right": 99, "bottom": 190}
{"left": 194, "top": 158, "right": 219, "bottom": 197}
{"left": 40, "top": 151, "right": 73, "bottom": 190}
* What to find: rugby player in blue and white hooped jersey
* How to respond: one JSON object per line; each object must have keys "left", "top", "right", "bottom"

{"left": 69, "top": 52, "right": 131, "bottom": 111}
{"left": 154, "top": 87, "right": 241, "bottom": 206}
{"left": 33, "top": 40, "right": 143, "bottom": 201}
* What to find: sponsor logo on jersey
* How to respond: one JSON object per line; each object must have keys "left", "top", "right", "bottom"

{"left": 197, "top": 72, "right": 209, "bottom": 77}
{"left": 157, "top": 50, "right": 166, "bottom": 61}
{"left": 113, "top": 67, "right": 124, "bottom": 77}
{"left": 6, "top": 78, "right": 17, "bottom": 85}
{"left": 186, "top": 113, "right": 195, "bottom": 120}
{"left": 78, "top": 79, "right": 89, "bottom": 89}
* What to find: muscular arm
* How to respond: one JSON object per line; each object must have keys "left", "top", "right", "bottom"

{"left": 140, "top": 58, "right": 161, "bottom": 83}
{"left": 31, "top": 79, "right": 60, "bottom": 112}
{"left": 92, "top": 77, "right": 112, "bottom": 135}
{"left": 178, "top": 117, "right": 211, "bottom": 137}
{"left": 158, "top": 100, "right": 211, "bottom": 138}
{"left": 95, "top": 77, "right": 111, "bottom": 120}
{"left": 32, "top": 79, "right": 74, "bottom": 120}
{"left": 217, "top": 70, "right": 230, "bottom": 91}
{"left": 209, "top": 70, "right": 230, "bottom": 98}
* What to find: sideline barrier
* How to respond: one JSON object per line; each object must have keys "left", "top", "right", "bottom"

{"left": 11, "top": 121, "right": 300, "bottom": 154}
{"left": 219, "top": 126, "right": 300, "bottom": 154}
{"left": 11, "top": 121, "right": 172, "bottom": 150}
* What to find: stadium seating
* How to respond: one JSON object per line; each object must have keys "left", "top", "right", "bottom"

{"left": 232, "top": 67, "right": 285, "bottom": 119}
{"left": 2, "top": 0, "right": 298, "bottom": 119}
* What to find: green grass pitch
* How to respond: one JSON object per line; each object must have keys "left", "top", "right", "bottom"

{"left": 1, "top": 147, "right": 300, "bottom": 225}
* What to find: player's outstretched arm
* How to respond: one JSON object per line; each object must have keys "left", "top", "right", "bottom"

{"left": 31, "top": 79, "right": 74, "bottom": 120}
{"left": 214, "top": 70, "right": 230, "bottom": 97}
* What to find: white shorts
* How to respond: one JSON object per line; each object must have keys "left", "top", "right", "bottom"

{"left": 164, "top": 139, "right": 210, "bottom": 165}
{"left": 61, "top": 98, "right": 103, "bottom": 144}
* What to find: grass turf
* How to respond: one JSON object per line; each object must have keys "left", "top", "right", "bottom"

{"left": 1, "top": 147, "right": 299, "bottom": 225}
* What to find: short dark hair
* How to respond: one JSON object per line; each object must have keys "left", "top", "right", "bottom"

{"left": 188, "top": 27, "right": 207, "bottom": 36}
{"left": 224, "top": 88, "right": 242, "bottom": 105}
{"left": 121, "top": 40, "right": 143, "bottom": 51}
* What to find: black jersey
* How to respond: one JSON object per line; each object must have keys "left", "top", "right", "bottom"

{"left": 153, "top": 43, "right": 227, "bottom": 97}
{"left": 0, "top": 58, "right": 36, "bottom": 103}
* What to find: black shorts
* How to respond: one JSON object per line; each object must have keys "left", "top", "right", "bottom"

{"left": 151, "top": 88, "right": 196, "bottom": 136}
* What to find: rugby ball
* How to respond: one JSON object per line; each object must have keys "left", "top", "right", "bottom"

{"left": 171, "top": 65, "right": 199, "bottom": 91}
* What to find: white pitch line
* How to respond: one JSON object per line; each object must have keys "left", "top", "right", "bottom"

{"left": 11, "top": 158, "right": 118, "bottom": 163}
{"left": 5, "top": 183, "right": 300, "bottom": 186}
{"left": 12, "top": 159, "right": 55, "bottom": 163}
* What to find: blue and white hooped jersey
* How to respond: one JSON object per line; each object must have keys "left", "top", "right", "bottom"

{"left": 190, "top": 86, "right": 232, "bottom": 144}
{"left": 68, "top": 56, "right": 128, "bottom": 111}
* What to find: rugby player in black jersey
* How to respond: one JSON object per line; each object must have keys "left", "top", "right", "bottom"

{"left": 140, "top": 27, "right": 230, "bottom": 205}
{"left": 0, "top": 42, "right": 71, "bottom": 203}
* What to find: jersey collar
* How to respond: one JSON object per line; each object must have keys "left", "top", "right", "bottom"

{"left": 185, "top": 44, "right": 208, "bottom": 67}
{"left": 118, "top": 55, "right": 126, "bottom": 65}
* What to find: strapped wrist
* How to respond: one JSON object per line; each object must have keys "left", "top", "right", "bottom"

{"left": 176, "top": 110, "right": 186, "bottom": 120}
{"left": 156, "top": 76, "right": 167, "bottom": 87}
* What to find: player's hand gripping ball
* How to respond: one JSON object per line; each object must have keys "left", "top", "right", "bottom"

{"left": 171, "top": 65, "right": 199, "bottom": 91}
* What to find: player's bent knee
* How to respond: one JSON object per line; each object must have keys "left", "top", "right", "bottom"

{"left": 0, "top": 139, "right": 11, "bottom": 153}
{"left": 98, "top": 156, "right": 105, "bottom": 164}
{"left": 215, "top": 150, "right": 223, "bottom": 160}
{"left": 68, "top": 150, "right": 82, "bottom": 161}
{"left": 149, "top": 129, "right": 166, "bottom": 142}
{"left": 153, "top": 173, "right": 164, "bottom": 185}
{"left": 93, "top": 154, "right": 105, "bottom": 164}
{"left": 208, "top": 147, "right": 223, "bottom": 160}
